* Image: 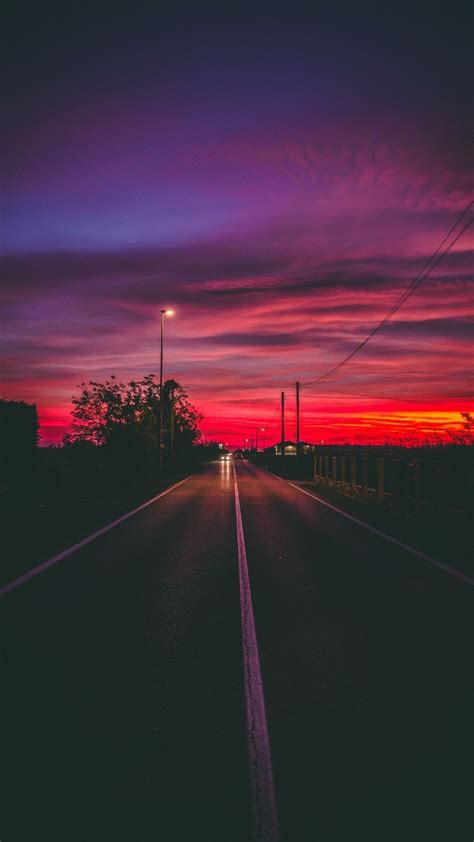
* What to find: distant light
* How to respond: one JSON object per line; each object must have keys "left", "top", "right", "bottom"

{"left": 165, "top": 309, "right": 174, "bottom": 317}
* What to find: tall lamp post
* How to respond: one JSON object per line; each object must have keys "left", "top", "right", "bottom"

{"left": 159, "top": 308, "right": 174, "bottom": 475}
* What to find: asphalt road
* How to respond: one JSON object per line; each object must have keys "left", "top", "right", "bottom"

{"left": 1, "top": 460, "right": 472, "bottom": 842}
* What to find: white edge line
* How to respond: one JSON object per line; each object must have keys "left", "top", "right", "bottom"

{"left": 256, "top": 465, "right": 474, "bottom": 587}
{"left": 233, "top": 463, "right": 279, "bottom": 842}
{"left": 0, "top": 475, "right": 194, "bottom": 599}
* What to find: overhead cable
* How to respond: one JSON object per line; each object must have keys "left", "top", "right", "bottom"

{"left": 302, "top": 201, "right": 473, "bottom": 388}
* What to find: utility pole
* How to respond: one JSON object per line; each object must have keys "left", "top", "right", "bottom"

{"left": 281, "top": 391, "right": 285, "bottom": 459}
{"left": 255, "top": 426, "right": 259, "bottom": 452}
{"left": 296, "top": 381, "right": 300, "bottom": 458}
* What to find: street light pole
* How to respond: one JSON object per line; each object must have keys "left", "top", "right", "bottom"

{"left": 159, "top": 308, "right": 174, "bottom": 475}
{"left": 170, "top": 383, "right": 175, "bottom": 473}
{"left": 296, "top": 380, "right": 300, "bottom": 460}
{"left": 281, "top": 391, "right": 285, "bottom": 460}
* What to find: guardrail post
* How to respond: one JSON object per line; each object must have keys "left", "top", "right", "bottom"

{"left": 376, "top": 458, "right": 385, "bottom": 502}
{"left": 339, "top": 456, "right": 346, "bottom": 485}
{"left": 350, "top": 457, "right": 357, "bottom": 490}
{"left": 362, "top": 457, "right": 369, "bottom": 496}
{"left": 392, "top": 458, "right": 401, "bottom": 513}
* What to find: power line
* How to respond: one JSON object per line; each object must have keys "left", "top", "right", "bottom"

{"left": 261, "top": 398, "right": 281, "bottom": 433}
{"left": 302, "top": 389, "right": 474, "bottom": 405}
{"left": 302, "top": 201, "right": 473, "bottom": 388}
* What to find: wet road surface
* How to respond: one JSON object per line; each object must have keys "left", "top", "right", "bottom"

{"left": 1, "top": 460, "right": 472, "bottom": 841}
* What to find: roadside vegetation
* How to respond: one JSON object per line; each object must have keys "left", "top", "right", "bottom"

{"left": 0, "top": 382, "right": 218, "bottom": 586}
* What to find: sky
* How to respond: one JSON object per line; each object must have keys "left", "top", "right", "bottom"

{"left": 1, "top": 1, "right": 473, "bottom": 445}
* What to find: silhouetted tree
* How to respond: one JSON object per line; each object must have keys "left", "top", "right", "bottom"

{"left": 447, "top": 411, "right": 474, "bottom": 445}
{"left": 0, "top": 398, "right": 39, "bottom": 490}
{"left": 64, "top": 375, "right": 202, "bottom": 464}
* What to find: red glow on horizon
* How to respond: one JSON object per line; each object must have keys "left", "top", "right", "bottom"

{"left": 31, "top": 396, "right": 473, "bottom": 449}
{"left": 198, "top": 403, "right": 473, "bottom": 448}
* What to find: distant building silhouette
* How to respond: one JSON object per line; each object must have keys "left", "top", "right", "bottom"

{"left": 265, "top": 441, "right": 315, "bottom": 456}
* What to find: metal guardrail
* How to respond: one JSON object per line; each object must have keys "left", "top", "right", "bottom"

{"left": 313, "top": 450, "right": 473, "bottom": 520}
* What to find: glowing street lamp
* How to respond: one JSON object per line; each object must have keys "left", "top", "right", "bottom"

{"left": 159, "top": 308, "right": 175, "bottom": 474}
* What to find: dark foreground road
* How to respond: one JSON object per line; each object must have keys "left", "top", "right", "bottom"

{"left": 1, "top": 460, "right": 472, "bottom": 841}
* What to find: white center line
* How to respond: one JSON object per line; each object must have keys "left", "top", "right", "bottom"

{"left": 0, "top": 475, "right": 193, "bottom": 599}
{"left": 233, "top": 462, "right": 279, "bottom": 842}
